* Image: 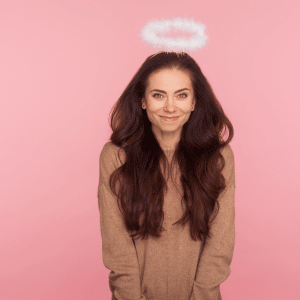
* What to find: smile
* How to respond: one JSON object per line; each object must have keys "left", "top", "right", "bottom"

{"left": 160, "top": 116, "right": 180, "bottom": 122}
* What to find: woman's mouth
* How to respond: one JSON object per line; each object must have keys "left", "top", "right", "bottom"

{"left": 160, "top": 116, "right": 180, "bottom": 122}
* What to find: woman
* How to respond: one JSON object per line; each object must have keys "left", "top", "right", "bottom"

{"left": 98, "top": 51, "right": 235, "bottom": 300}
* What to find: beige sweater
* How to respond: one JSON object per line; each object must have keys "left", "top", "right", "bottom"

{"left": 98, "top": 142, "right": 236, "bottom": 300}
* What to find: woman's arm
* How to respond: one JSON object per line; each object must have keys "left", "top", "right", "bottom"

{"left": 98, "top": 143, "right": 146, "bottom": 300}
{"left": 190, "top": 144, "right": 236, "bottom": 300}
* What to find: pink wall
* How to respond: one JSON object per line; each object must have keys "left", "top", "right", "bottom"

{"left": 1, "top": 0, "right": 300, "bottom": 299}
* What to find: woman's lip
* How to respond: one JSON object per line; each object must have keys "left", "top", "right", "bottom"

{"left": 160, "top": 116, "right": 180, "bottom": 121}
{"left": 160, "top": 116, "right": 180, "bottom": 118}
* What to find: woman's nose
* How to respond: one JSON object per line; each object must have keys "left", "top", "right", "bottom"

{"left": 164, "top": 101, "right": 177, "bottom": 111}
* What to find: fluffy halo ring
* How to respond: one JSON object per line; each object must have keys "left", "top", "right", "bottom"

{"left": 139, "top": 17, "right": 209, "bottom": 53}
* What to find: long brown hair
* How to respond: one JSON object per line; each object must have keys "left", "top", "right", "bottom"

{"left": 107, "top": 51, "right": 234, "bottom": 242}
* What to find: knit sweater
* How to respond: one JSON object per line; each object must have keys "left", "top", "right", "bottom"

{"left": 98, "top": 142, "right": 236, "bottom": 300}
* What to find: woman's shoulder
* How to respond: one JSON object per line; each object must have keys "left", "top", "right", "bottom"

{"left": 219, "top": 144, "right": 235, "bottom": 185}
{"left": 101, "top": 141, "right": 120, "bottom": 154}
{"left": 100, "top": 142, "right": 126, "bottom": 166}
{"left": 220, "top": 144, "right": 234, "bottom": 162}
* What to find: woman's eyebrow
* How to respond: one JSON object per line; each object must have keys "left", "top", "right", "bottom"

{"left": 150, "top": 88, "right": 190, "bottom": 94}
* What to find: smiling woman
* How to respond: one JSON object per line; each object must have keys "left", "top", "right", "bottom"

{"left": 98, "top": 51, "right": 235, "bottom": 300}
{"left": 141, "top": 68, "right": 195, "bottom": 150}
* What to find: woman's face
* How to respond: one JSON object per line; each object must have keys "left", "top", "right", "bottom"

{"left": 142, "top": 68, "right": 195, "bottom": 142}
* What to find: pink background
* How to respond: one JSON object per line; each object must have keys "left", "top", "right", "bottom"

{"left": 1, "top": 0, "right": 300, "bottom": 299}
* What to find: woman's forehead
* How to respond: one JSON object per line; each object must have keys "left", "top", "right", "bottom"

{"left": 147, "top": 68, "right": 193, "bottom": 88}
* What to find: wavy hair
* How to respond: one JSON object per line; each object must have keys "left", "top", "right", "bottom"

{"left": 107, "top": 51, "right": 234, "bottom": 242}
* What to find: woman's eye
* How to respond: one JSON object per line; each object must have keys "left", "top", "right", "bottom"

{"left": 178, "top": 93, "right": 188, "bottom": 98}
{"left": 153, "top": 93, "right": 187, "bottom": 98}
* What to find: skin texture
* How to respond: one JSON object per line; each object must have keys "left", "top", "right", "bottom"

{"left": 142, "top": 68, "right": 195, "bottom": 150}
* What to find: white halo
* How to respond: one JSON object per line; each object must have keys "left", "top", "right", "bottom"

{"left": 139, "top": 17, "right": 209, "bottom": 53}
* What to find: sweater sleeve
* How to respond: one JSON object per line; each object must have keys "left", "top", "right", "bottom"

{"left": 190, "top": 145, "right": 236, "bottom": 300}
{"left": 98, "top": 143, "right": 147, "bottom": 300}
